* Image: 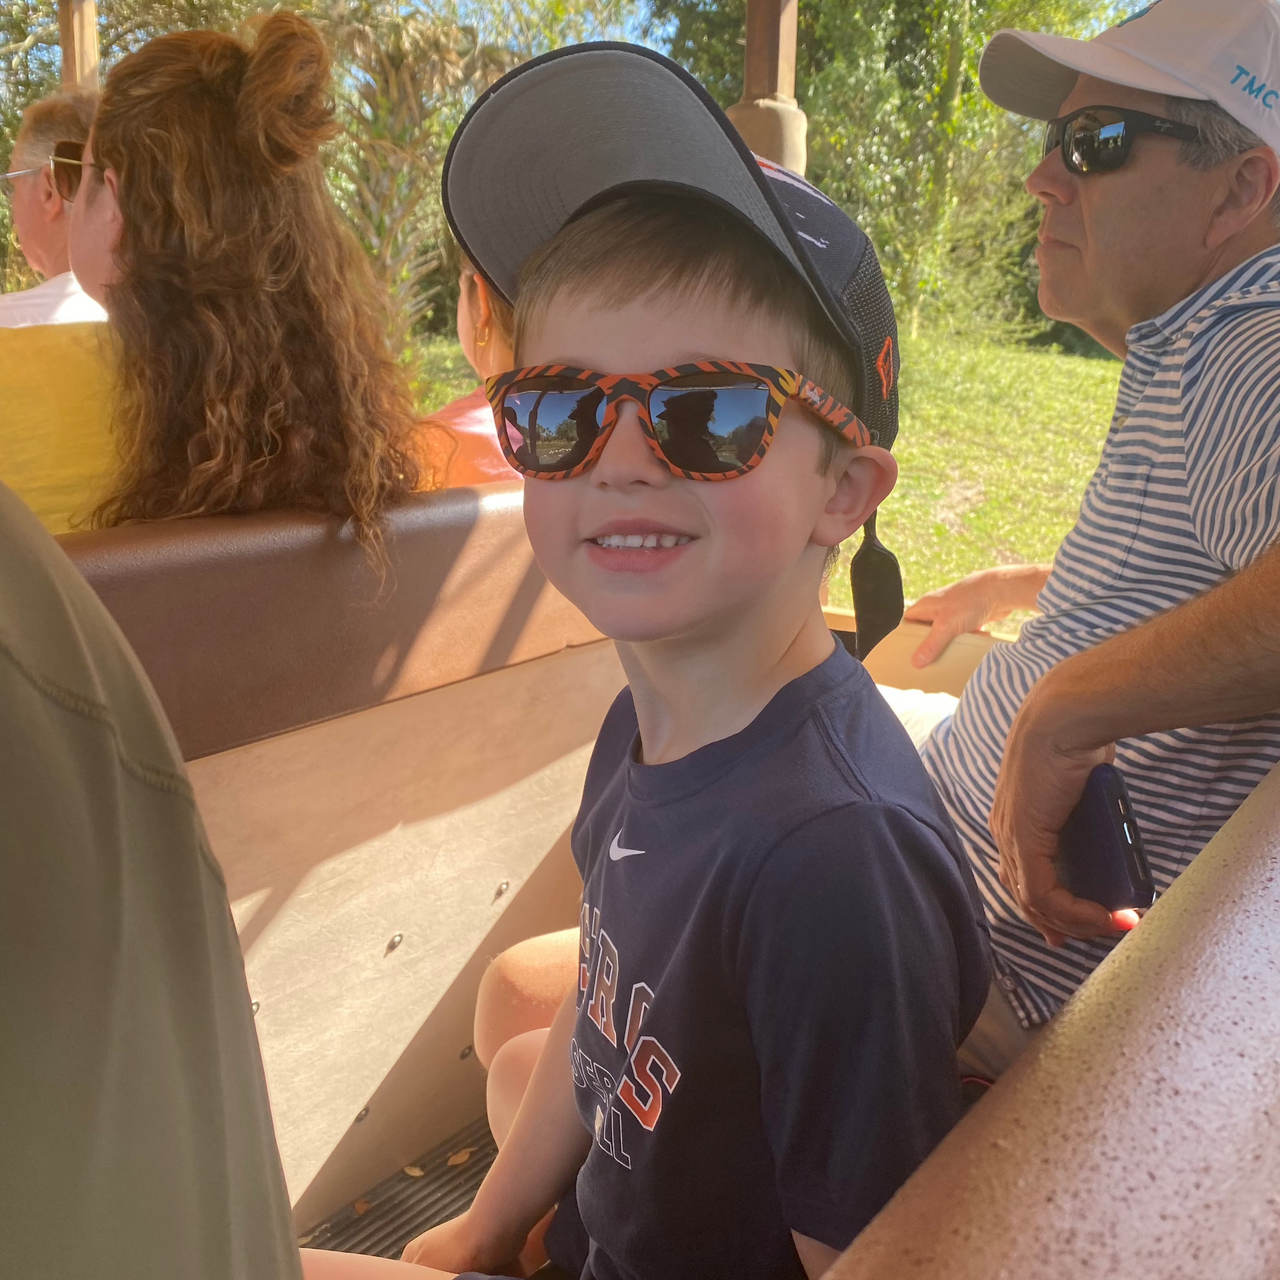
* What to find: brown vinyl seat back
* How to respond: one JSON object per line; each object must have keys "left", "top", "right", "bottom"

{"left": 58, "top": 482, "right": 604, "bottom": 761}
{"left": 57, "top": 483, "right": 626, "bottom": 1228}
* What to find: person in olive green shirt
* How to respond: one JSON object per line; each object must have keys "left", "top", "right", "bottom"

{"left": 0, "top": 478, "right": 300, "bottom": 1280}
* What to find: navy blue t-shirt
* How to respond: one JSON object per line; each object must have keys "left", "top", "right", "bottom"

{"left": 552, "top": 641, "right": 990, "bottom": 1280}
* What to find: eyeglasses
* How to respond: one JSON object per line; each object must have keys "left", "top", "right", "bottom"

{"left": 1043, "top": 106, "right": 1201, "bottom": 176}
{"left": 0, "top": 140, "right": 95, "bottom": 202}
{"left": 486, "top": 360, "right": 870, "bottom": 481}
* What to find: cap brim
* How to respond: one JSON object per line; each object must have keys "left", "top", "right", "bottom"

{"left": 443, "top": 44, "right": 805, "bottom": 311}
{"left": 980, "top": 28, "right": 1210, "bottom": 120}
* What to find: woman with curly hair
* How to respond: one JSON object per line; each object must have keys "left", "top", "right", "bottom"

{"left": 66, "top": 11, "right": 422, "bottom": 548}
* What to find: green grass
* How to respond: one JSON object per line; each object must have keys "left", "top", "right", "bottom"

{"left": 411, "top": 331, "right": 1122, "bottom": 619}
{"left": 832, "top": 333, "right": 1121, "bottom": 617}
{"left": 413, "top": 335, "right": 484, "bottom": 416}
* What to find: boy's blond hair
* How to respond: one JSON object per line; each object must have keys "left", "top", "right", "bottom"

{"left": 514, "top": 193, "right": 858, "bottom": 475}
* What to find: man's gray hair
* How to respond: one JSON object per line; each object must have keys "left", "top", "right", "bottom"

{"left": 1164, "top": 94, "right": 1280, "bottom": 220}
{"left": 13, "top": 91, "right": 98, "bottom": 170}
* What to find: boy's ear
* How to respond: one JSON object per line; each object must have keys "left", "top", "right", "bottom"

{"left": 812, "top": 445, "right": 897, "bottom": 551}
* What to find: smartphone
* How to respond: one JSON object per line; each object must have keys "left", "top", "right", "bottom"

{"left": 1056, "top": 764, "right": 1156, "bottom": 912}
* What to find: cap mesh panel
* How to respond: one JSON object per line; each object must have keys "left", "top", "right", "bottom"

{"left": 838, "top": 247, "right": 899, "bottom": 450}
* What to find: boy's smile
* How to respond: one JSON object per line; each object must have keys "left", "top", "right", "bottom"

{"left": 585, "top": 518, "right": 696, "bottom": 574}
{"left": 520, "top": 289, "right": 895, "bottom": 647}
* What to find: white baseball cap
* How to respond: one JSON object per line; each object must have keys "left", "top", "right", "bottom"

{"left": 980, "top": 0, "right": 1280, "bottom": 153}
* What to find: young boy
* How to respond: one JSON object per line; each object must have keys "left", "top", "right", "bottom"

{"left": 403, "top": 43, "right": 990, "bottom": 1280}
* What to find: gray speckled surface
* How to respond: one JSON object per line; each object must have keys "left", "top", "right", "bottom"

{"left": 832, "top": 763, "right": 1280, "bottom": 1280}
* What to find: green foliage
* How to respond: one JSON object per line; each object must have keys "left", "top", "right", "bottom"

{"left": 828, "top": 328, "right": 1121, "bottom": 607}
{"left": 651, "top": 0, "right": 1136, "bottom": 344}
{"left": 304, "top": 0, "right": 640, "bottom": 342}
{"left": 3, "top": 0, "right": 1144, "bottom": 352}
{"left": 309, "top": 3, "right": 517, "bottom": 345}
{"left": 447, "top": 0, "right": 640, "bottom": 55}
{"left": 411, "top": 330, "right": 481, "bottom": 409}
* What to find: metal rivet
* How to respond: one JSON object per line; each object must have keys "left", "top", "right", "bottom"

{"left": 355, "top": 1106, "right": 369, "bottom": 1122}
{"left": 386, "top": 932, "right": 403, "bottom": 954}
{"left": 460, "top": 1044, "right": 474, "bottom": 1060}
{"left": 492, "top": 881, "right": 510, "bottom": 902}
{"left": 251, "top": 1000, "right": 260, "bottom": 1015}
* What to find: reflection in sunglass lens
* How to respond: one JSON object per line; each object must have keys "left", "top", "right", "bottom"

{"left": 649, "top": 377, "right": 772, "bottom": 473}
{"left": 1067, "top": 113, "right": 1129, "bottom": 173}
{"left": 501, "top": 379, "right": 604, "bottom": 472}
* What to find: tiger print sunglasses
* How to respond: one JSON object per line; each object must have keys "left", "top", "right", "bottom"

{"left": 486, "top": 361, "right": 870, "bottom": 481}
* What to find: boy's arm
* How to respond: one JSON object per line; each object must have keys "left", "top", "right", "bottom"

{"left": 400, "top": 990, "right": 590, "bottom": 1272}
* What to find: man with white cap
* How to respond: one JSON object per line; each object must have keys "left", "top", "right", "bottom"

{"left": 906, "top": 0, "right": 1280, "bottom": 1063}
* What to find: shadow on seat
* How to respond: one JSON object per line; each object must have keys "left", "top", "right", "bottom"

{"left": 57, "top": 482, "right": 625, "bottom": 1227}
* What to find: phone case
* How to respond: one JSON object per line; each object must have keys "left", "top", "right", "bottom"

{"left": 1056, "top": 764, "right": 1156, "bottom": 911}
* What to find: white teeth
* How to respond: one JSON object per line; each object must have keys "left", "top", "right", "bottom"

{"left": 592, "top": 533, "right": 693, "bottom": 548}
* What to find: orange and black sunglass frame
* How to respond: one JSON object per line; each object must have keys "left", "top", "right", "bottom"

{"left": 486, "top": 360, "right": 870, "bottom": 482}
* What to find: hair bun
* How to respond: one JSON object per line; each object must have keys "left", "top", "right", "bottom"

{"left": 237, "top": 12, "right": 336, "bottom": 173}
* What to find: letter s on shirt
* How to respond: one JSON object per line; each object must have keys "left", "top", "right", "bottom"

{"left": 617, "top": 1036, "right": 681, "bottom": 1131}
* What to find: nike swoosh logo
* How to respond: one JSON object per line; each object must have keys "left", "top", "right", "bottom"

{"left": 609, "top": 831, "right": 645, "bottom": 861}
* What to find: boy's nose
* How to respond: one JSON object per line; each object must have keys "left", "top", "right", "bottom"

{"left": 591, "top": 399, "right": 670, "bottom": 488}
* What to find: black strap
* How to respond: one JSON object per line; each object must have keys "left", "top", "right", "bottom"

{"left": 849, "top": 512, "right": 904, "bottom": 660}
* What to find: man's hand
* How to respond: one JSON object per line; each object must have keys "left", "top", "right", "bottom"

{"left": 400, "top": 1207, "right": 524, "bottom": 1273}
{"left": 904, "top": 565, "right": 1050, "bottom": 668}
{"left": 990, "top": 543, "right": 1280, "bottom": 945}
{"left": 991, "top": 682, "right": 1126, "bottom": 947}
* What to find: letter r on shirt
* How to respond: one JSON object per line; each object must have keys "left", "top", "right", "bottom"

{"left": 587, "top": 929, "right": 620, "bottom": 1045}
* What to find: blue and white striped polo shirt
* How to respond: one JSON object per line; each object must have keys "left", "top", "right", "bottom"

{"left": 923, "top": 244, "right": 1280, "bottom": 1028}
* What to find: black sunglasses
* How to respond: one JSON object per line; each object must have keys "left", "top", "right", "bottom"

{"left": 1044, "top": 106, "right": 1200, "bottom": 175}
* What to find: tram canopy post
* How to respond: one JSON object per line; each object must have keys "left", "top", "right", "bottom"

{"left": 725, "top": 0, "right": 807, "bottom": 176}
{"left": 58, "top": 0, "right": 100, "bottom": 93}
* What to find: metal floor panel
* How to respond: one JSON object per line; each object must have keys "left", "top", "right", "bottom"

{"left": 300, "top": 1115, "right": 497, "bottom": 1259}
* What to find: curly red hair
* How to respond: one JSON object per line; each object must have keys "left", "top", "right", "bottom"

{"left": 88, "top": 13, "right": 426, "bottom": 548}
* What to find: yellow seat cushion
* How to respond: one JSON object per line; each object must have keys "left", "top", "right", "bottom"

{"left": 0, "top": 322, "right": 116, "bottom": 534}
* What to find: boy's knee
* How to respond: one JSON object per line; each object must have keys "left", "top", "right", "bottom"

{"left": 474, "top": 928, "right": 579, "bottom": 1068}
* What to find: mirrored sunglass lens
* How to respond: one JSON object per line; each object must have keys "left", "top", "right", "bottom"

{"left": 501, "top": 381, "right": 603, "bottom": 472}
{"left": 1068, "top": 115, "right": 1128, "bottom": 172}
{"left": 649, "top": 379, "right": 772, "bottom": 473}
